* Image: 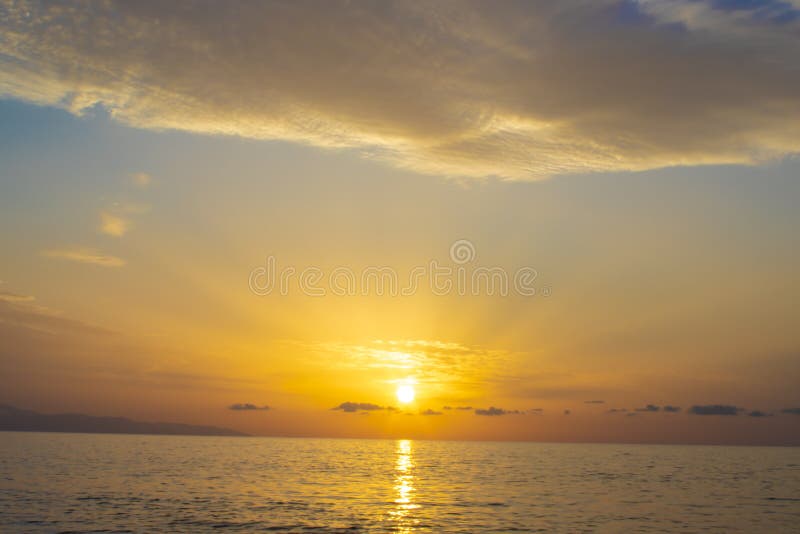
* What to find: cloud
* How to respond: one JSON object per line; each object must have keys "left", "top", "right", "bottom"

{"left": 41, "top": 248, "right": 126, "bottom": 267}
{"left": 443, "top": 405, "right": 473, "bottom": 411}
{"left": 228, "top": 403, "right": 270, "bottom": 411}
{"left": 663, "top": 405, "right": 681, "bottom": 413}
{"left": 748, "top": 410, "right": 771, "bottom": 418}
{"left": 131, "top": 172, "right": 152, "bottom": 188}
{"left": 332, "top": 402, "right": 385, "bottom": 413}
{"left": 3, "top": 1, "right": 800, "bottom": 179}
{"left": 635, "top": 404, "right": 660, "bottom": 412}
{"left": 584, "top": 400, "right": 605, "bottom": 404}
{"left": 563, "top": 410, "right": 571, "bottom": 415}
{"left": 781, "top": 408, "right": 800, "bottom": 415}
{"left": 301, "top": 339, "right": 517, "bottom": 400}
{"left": 0, "top": 291, "right": 35, "bottom": 304}
{"left": 475, "top": 406, "right": 511, "bottom": 416}
{"left": 98, "top": 211, "right": 131, "bottom": 237}
{"left": 420, "top": 409, "right": 443, "bottom": 416}
{"left": 607, "top": 408, "right": 628, "bottom": 413}
{"left": 689, "top": 405, "right": 743, "bottom": 416}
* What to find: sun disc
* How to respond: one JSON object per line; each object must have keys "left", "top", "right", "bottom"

{"left": 396, "top": 384, "right": 415, "bottom": 404}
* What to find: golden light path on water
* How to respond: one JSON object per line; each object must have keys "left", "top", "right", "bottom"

{"left": 389, "top": 439, "right": 418, "bottom": 531}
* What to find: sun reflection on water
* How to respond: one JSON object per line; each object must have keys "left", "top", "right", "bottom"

{"left": 389, "top": 439, "right": 419, "bottom": 531}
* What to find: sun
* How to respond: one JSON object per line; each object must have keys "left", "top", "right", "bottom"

{"left": 396, "top": 384, "right": 415, "bottom": 404}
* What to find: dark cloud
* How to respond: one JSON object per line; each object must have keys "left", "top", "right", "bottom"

{"left": 228, "top": 403, "right": 270, "bottom": 411}
{"left": 420, "top": 409, "right": 443, "bottom": 416}
{"left": 663, "top": 405, "right": 681, "bottom": 413}
{"left": 475, "top": 406, "right": 510, "bottom": 416}
{"left": 748, "top": 410, "right": 772, "bottom": 417}
{"left": 781, "top": 408, "right": 800, "bottom": 415}
{"left": 689, "top": 405, "right": 743, "bottom": 416}
{"left": 3, "top": 1, "right": 800, "bottom": 179}
{"left": 635, "top": 404, "right": 660, "bottom": 412}
{"left": 563, "top": 410, "right": 571, "bottom": 416}
{"left": 443, "top": 406, "right": 473, "bottom": 411}
{"left": 332, "top": 402, "right": 384, "bottom": 413}
{"left": 607, "top": 408, "right": 628, "bottom": 413}
{"left": 584, "top": 400, "right": 605, "bottom": 404}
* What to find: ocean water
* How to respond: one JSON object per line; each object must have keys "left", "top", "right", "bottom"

{"left": 0, "top": 432, "right": 799, "bottom": 532}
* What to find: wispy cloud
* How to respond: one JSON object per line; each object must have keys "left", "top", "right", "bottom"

{"left": 420, "top": 409, "right": 443, "bottom": 416}
{"left": 3, "top": 1, "right": 800, "bottom": 178}
{"left": 42, "top": 247, "right": 126, "bottom": 267}
{"left": 98, "top": 211, "right": 131, "bottom": 237}
{"left": 295, "top": 338, "right": 517, "bottom": 399}
{"left": 131, "top": 172, "right": 152, "bottom": 188}
{"left": 0, "top": 291, "right": 35, "bottom": 304}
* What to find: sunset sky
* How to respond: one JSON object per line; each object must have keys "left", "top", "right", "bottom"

{"left": 1, "top": 0, "right": 800, "bottom": 445}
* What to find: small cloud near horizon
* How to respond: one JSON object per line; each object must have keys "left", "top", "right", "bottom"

{"left": 781, "top": 408, "right": 800, "bottom": 415}
{"left": 584, "top": 400, "right": 605, "bottom": 404}
{"left": 635, "top": 404, "right": 660, "bottom": 413}
{"left": 475, "top": 406, "right": 514, "bottom": 416}
{"left": 420, "top": 409, "right": 443, "bottom": 416}
{"left": 228, "top": 403, "right": 270, "bottom": 411}
{"left": 689, "top": 405, "right": 743, "bottom": 416}
{"left": 332, "top": 402, "right": 384, "bottom": 413}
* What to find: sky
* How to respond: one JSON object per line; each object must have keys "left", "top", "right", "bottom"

{"left": 1, "top": 0, "right": 800, "bottom": 445}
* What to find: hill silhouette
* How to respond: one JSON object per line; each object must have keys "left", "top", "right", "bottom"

{"left": 0, "top": 405, "right": 247, "bottom": 437}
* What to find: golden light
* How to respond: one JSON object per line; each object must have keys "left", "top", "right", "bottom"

{"left": 396, "top": 384, "right": 415, "bottom": 404}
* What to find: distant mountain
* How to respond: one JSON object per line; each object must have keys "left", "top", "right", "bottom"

{"left": 0, "top": 405, "right": 248, "bottom": 437}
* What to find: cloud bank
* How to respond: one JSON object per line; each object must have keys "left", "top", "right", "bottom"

{"left": 2, "top": 0, "right": 800, "bottom": 179}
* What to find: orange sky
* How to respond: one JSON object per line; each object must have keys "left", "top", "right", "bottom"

{"left": 1, "top": 0, "right": 800, "bottom": 445}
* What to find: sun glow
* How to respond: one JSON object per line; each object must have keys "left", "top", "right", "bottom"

{"left": 396, "top": 384, "right": 415, "bottom": 404}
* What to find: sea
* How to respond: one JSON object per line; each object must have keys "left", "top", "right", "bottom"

{"left": 0, "top": 432, "right": 798, "bottom": 532}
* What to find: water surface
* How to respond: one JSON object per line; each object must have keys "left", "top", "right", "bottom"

{"left": 1, "top": 432, "right": 799, "bottom": 532}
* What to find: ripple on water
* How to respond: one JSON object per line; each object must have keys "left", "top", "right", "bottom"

{"left": 0, "top": 434, "right": 798, "bottom": 532}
